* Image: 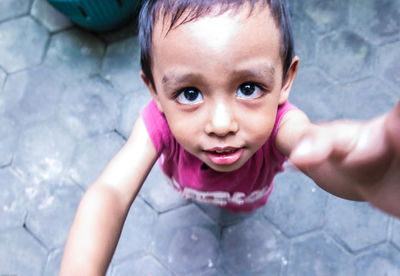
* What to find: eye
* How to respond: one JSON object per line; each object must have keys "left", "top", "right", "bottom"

{"left": 236, "top": 83, "right": 265, "bottom": 99}
{"left": 176, "top": 87, "right": 203, "bottom": 105}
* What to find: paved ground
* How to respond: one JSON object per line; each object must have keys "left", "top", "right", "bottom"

{"left": 1, "top": 0, "right": 400, "bottom": 275}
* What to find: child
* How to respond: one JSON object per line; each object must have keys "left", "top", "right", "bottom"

{"left": 60, "top": 0, "right": 400, "bottom": 274}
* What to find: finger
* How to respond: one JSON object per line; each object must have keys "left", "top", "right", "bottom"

{"left": 385, "top": 100, "right": 400, "bottom": 153}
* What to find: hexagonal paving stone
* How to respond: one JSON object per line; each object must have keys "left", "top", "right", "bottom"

{"left": 25, "top": 179, "right": 83, "bottom": 250}
{"left": 196, "top": 202, "right": 258, "bottom": 227}
{"left": 0, "top": 168, "right": 26, "bottom": 230}
{"left": 263, "top": 168, "right": 327, "bottom": 237}
{"left": 0, "top": 16, "right": 48, "bottom": 73}
{"left": 0, "top": 0, "right": 32, "bottom": 22}
{"left": 187, "top": 268, "right": 220, "bottom": 276}
{"left": 0, "top": 228, "right": 48, "bottom": 276}
{"left": 58, "top": 76, "right": 121, "bottom": 139}
{"left": 316, "top": 30, "right": 373, "bottom": 82}
{"left": 391, "top": 218, "right": 400, "bottom": 249}
{"left": 112, "top": 198, "right": 158, "bottom": 261}
{"left": 291, "top": 0, "right": 349, "bottom": 34}
{"left": 0, "top": 67, "right": 5, "bottom": 92}
{"left": 288, "top": 232, "right": 354, "bottom": 275}
{"left": 377, "top": 41, "right": 400, "bottom": 88}
{"left": 0, "top": 116, "right": 18, "bottom": 167}
{"left": 102, "top": 36, "right": 146, "bottom": 94}
{"left": 44, "top": 28, "right": 105, "bottom": 82}
{"left": 355, "top": 244, "right": 400, "bottom": 276}
{"left": 139, "top": 164, "right": 189, "bottom": 213}
{"left": 116, "top": 88, "right": 151, "bottom": 139}
{"left": 112, "top": 254, "right": 173, "bottom": 276}
{"left": 290, "top": 66, "right": 340, "bottom": 122}
{"left": 68, "top": 132, "right": 125, "bottom": 189}
{"left": 340, "top": 78, "right": 398, "bottom": 120}
{"left": 221, "top": 216, "right": 289, "bottom": 275}
{"left": 2, "top": 65, "right": 65, "bottom": 125}
{"left": 98, "top": 17, "right": 139, "bottom": 44}
{"left": 291, "top": 15, "right": 318, "bottom": 65}
{"left": 152, "top": 204, "right": 220, "bottom": 274}
{"left": 168, "top": 226, "right": 219, "bottom": 274}
{"left": 31, "top": 0, "right": 73, "bottom": 33}
{"left": 325, "top": 196, "right": 390, "bottom": 252}
{"left": 43, "top": 249, "right": 63, "bottom": 276}
{"left": 349, "top": 0, "right": 400, "bottom": 43}
{"left": 13, "top": 120, "right": 76, "bottom": 185}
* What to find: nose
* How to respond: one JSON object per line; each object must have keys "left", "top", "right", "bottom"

{"left": 205, "top": 101, "right": 239, "bottom": 137}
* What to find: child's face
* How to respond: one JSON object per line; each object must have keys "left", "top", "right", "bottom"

{"left": 143, "top": 3, "right": 298, "bottom": 172}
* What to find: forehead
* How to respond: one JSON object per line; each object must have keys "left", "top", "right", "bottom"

{"left": 152, "top": 2, "right": 280, "bottom": 50}
{"left": 150, "top": 2, "right": 283, "bottom": 85}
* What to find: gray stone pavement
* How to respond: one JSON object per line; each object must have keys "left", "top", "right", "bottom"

{"left": 0, "top": 0, "right": 400, "bottom": 275}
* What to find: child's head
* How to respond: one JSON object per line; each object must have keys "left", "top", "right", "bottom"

{"left": 139, "top": 0, "right": 295, "bottom": 90}
{"left": 138, "top": 0, "right": 299, "bottom": 172}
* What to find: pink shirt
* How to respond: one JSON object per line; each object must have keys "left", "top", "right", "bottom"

{"left": 141, "top": 100, "right": 296, "bottom": 213}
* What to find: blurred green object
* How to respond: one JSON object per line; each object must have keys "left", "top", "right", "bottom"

{"left": 47, "top": 0, "right": 143, "bottom": 32}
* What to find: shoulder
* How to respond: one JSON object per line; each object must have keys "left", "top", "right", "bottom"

{"left": 270, "top": 101, "right": 299, "bottom": 138}
{"left": 141, "top": 100, "right": 174, "bottom": 155}
{"left": 275, "top": 106, "right": 311, "bottom": 157}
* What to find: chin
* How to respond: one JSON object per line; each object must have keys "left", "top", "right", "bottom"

{"left": 207, "top": 161, "right": 246, "bottom": 173}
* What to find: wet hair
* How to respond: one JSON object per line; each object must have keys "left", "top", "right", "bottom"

{"left": 139, "top": 0, "right": 294, "bottom": 90}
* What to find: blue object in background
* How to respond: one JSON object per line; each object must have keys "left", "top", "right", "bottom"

{"left": 47, "top": 0, "right": 143, "bottom": 32}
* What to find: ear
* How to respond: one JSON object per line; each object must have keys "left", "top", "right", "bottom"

{"left": 140, "top": 70, "right": 164, "bottom": 113}
{"left": 279, "top": 56, "right": 299, "bottom": 105}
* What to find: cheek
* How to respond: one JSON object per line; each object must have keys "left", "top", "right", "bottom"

{"left": 253, "top": 122, "right": 275, "bottom": 143}
{"left": 164, "top": 111, "right": 201, "bottom": 147}
{"left": 243, "top": 111, "right": 277, "bottom": 145}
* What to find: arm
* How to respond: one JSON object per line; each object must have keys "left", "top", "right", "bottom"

{"left": 276, "top": 102, "right": 400, "bottom": 217}
{"left": 59, "top": 116, "right": 158, "bottom": 275}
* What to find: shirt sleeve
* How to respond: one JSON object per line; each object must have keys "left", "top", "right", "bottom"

{"left": 269, "top": 100, "right": 298, "bottom": 160}
{"left": 140, "top": 99, "right": 172, "bottom": 155}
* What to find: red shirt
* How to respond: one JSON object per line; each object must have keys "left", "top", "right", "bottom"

{"left": 141, "top": 100, "right": 296, "bottom": 213}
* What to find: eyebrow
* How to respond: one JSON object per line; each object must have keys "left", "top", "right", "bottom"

{"left": 232, "top": 65, "right": 275, "bottom": 83}
{"left": 162, "top": 72, "right": 199, "bottom": 87}
{"left": 161, "top": 63, "right": 276, "bottom": 90}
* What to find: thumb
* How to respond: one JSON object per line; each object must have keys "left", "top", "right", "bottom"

{"left": 385, "top": 101, "right": 400, "bottom": 153}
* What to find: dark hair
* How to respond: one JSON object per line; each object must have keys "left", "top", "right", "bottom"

{"left": 139, "top": 0, "right": 294, "bottom": 90}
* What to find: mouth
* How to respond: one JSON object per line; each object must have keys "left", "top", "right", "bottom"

{"left": 204, "top": 147, "right": 244, "bottom": 166}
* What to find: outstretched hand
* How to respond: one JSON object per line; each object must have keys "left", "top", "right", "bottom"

{"left": 290, "top": 101, "right": 400, "bottom": 217}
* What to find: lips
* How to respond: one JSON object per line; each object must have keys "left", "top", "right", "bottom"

{"left": 204, "top": 147, "right": 244, "bottom": 165}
